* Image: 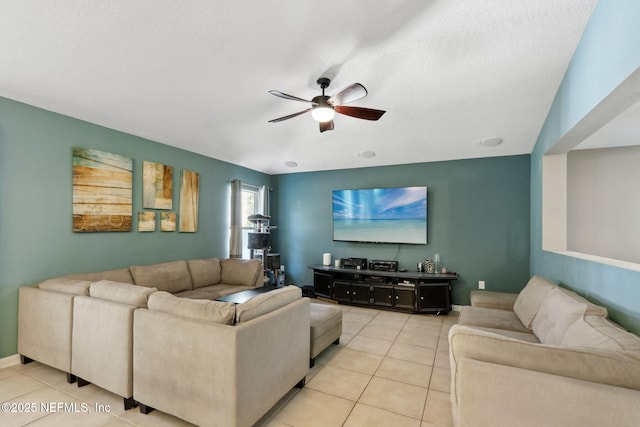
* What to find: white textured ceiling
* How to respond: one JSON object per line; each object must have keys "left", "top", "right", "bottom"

{"left": 1, "top": 1, "right": 598, "bottom": 174}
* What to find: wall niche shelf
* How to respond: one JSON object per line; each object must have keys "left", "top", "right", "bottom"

{"left": 542, "top": 68, "right": 640, "bottom": 272}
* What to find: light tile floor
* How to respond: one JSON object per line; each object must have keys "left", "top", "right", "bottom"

{"left": 0, "top": 304, "right": 458, "bottom": 427}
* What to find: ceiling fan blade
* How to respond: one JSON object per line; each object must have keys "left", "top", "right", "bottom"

{"left": 335, "top": 105, "right": 386, "bottom": 121}
{"left": 329, "top": 83, "right": 368, "bottom": 106}
{"left": 268, "top": 90, "right": 314, "bottom": 104}
{"left": 319, "top": 120, "right": 334, "bottom": 133}
{"left": 268, "top": 109, "right": 311, "bottom": 123}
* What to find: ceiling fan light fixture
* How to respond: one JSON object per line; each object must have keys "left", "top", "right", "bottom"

{"left": 268, "top": 77, "right": 385, "bottom": 131}
{"left": 311, "top": 106, "right": 335, "bottom": 122}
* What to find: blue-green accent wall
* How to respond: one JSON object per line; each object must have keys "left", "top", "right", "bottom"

{"left": 530, "top": 0, "right": 640, "bottom": 334}
{"left": 272, "top": 155, "right": 531, "bottom": 305}
{"left": 0, "top": 96, "right": 272, "bottom": 358}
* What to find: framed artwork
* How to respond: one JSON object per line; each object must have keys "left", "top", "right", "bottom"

{"left": 138, "top": 211, "right": 156, "bottom": 232}
{"left": 179, "top": 169, "right": 199, "bottom": 232}
{"left": 160, "top": 212, "right": 176, "bottom": 232}
{"left": 143, "top": 160, "right": 173, "bottom": 209}
{"left": 72, "top": 147, "right": 132, "bottom": 232}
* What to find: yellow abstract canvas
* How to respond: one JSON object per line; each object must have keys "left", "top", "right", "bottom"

{"left": 138, "top": 211, "right": 156, "bottom": 232}
{"left": 143, "top": 160, "right": 173, "bottom": 209}
{"left": 161, "top": 212, "right": 177, "bottom": 232}
{"left": 179, "top": 169, "right": 199, "bottom": 232}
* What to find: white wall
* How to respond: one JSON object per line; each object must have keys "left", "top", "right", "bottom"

{"left": 567, "top": 146, "right": 640, "bottom": 263}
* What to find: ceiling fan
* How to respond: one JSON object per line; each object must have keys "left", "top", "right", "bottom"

{"left": 268, "top": 77, "right": 386, "bottom": 133}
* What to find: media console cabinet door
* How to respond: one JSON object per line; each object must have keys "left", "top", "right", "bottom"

{"left": 394, "top": 287, "right": 416, "bottom": 310}
{"left": 313, "top": 271, "right": 333, "bottom": 298}
{"left": 418, "top": 283, "right": 450, "bottom": 312}
{"left": 373, "top": 286, "right": 393, "bottom": 307}
{"left": 351, "top": 283, "right": 371, "bottom": 304}
{"left": 333, "top": 281, "right": 352, "bottom": 303}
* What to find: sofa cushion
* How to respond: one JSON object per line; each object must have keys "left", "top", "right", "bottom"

{"left": 220, "top": 258, "right": 262, "bottom": 287}
{"left": 562, "top": 316, "right": 640, "bottom": 353}
{"left": 187, "top": 258, "right": 222, "bottom": 289}
{"left": 175, "top": 284, "right": 255, "bottom": 300}
{"left": 470, "top": 290, "right": 518, "bottom": 311}
{"left": 513, "top": 276, "right": 557, "bottom": 329}
{"left": 89, "top": 280, "right": 157, "bottom": 308}
{"left": 471, "top": 326, "right": 540, "bottom": 343}
{"left": 531, "top": 287, "right": 587, "bottom": 345}
{"left": 148, "top": 291, "right": 236, "bottom": 325}
{"left": 39, "top": 278, "right": 92, "bottom": 296}
{"left": 458, "top": 306, "right": 530, "bottom": 334}
{"left": 235, "top": 286, "right": 301, "bottom": 323}
{"left": 61, "top": 268, "right": 134, "bottom": 284}
{"left": 130, "top": 260, "right": 192, "bottom": 293}
{"left": 558, "top": 288, "right": 608, "bottom": 318}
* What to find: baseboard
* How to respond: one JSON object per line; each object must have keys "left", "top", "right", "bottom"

{"left": 451, "top": 304, "right": 462, "bottom": 312}
{"left": 0, "top": 354, "right": 20, "bottom": 369}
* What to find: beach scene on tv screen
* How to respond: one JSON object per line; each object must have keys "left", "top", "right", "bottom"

{"left": 333, "top": 186, "right": 427, "bottom": 244}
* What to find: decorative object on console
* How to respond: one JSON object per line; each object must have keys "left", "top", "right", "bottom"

{"left": 333, "top": 186, "right": 427, "bottom": 244}
{"left": 178, "top": 169, "right": 199, "bottom": 232}
{"left": 138, "top": 212, "right": 155, "bottom": 232}
{"left": 160, "top": 212, "right": 176, "bottom": 232}
{"left": 323, "top": 253, "right": 332, "bottom": 266}
{"left": 142, "top": 160, "right": 173, "bottom": 210}
{"left": 424, "top": 259, "right": 435, "bottom": 273}
{"left": 72, "top": 147, "right": 133, "bottom": 232}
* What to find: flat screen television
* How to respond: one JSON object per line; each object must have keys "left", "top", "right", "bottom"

{"left": 332, "top": 186, "right": 427, "bottom": 244}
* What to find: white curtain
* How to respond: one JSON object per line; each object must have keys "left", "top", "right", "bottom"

{"left": 229, "top": 179, "right": 243, "bottom": 258}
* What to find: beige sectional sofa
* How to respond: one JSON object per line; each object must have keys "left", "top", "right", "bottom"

{"left": 134, "top": 287, "right": 309, "bottom": 427}
{"left": 449, "top": 276, "right": 640, "bottom": 427}
{"left": 17, "top": 258, "right": 310, "bottom": 425}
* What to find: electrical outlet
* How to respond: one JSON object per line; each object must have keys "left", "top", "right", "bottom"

{"left": 478, "top": 280, "right": 486, "bottom": 290}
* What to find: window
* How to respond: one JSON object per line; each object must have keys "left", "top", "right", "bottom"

{"left": 241, "top": 184, "right": 260, "bottom": 259}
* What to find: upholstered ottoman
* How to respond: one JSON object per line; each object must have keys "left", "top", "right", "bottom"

{"left": 309, "top": 303, "right": 343, "bottom": 367}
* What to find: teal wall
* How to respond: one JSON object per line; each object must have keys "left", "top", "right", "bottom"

{"left": 0, "top": 97, "right": 272, "bottom": 358}
{"left": 272, "top": 155, "right": 531, "bottom": 306}
{"left": 530, "top": 0, "right": 640, "bottom": 334}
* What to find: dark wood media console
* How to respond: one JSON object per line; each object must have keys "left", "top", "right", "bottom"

{"left": 309, "top": 264, "right": 457, "bottom": 314}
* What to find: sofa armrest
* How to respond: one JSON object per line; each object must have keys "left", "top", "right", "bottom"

{"left": 449, "top": 325, "right": 640, "bottom": 394}
{"left": 456, "top": 358, "right": 640, "bottom": 427}
{"left": 18, "top": 286, "right": 75, "bottom": 372}
{"left": 449, "top": 325, "right": 640, "bottom": 426}
{"left": 469, "top": 290, "right": 518, "bottom": 311}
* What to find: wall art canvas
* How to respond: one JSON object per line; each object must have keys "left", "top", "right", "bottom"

{"left": 179, "top": 169, "right": 199, "bottom": 232}
{"left": 160, "top": 212, "right": 177, "bottom": 231}
{"left": 143, "top": 160, "right": 173, "bottom": 209}
{"left": 138, "top": 211, "right": 156, "bottom": 232}
{"left": 72, "top": 147, "right": 133, "bottom": 232}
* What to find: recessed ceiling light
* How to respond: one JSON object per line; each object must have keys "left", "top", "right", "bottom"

{"left": 284, "top": 161, "right": 298, "bottom": 168}
{"left": 474, "top": 137, "right": 504, "bottom": 147}
{"left": 358, "top": 150, "right": 376, "bottom": 158}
